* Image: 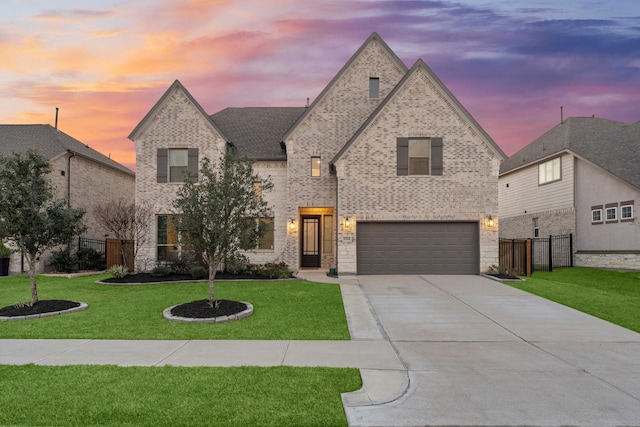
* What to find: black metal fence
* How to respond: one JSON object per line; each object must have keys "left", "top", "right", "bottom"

{"left": 499, "top": 234, "right": 573, "bottom": 275}
{"left": 77, "top": 237, "right": 107, "bottom": 271}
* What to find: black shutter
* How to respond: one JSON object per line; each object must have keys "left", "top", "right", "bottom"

{"left": 157, "top": 148, "right": 168, "bottom": 183}
{"left": 188, "top": 148, "right": 199, "bottom": 182}
{"left": 397, "top": 138, "right": 408, "bottom": 176}
{"left": 431, "top": 138, "right": 443, "bottom": 176}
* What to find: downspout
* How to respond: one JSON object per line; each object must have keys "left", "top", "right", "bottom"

{"left": 334, "top": 163, "right": 339, "bottom": 276}
{"left": 67, "top": 150, "right": 75, "bottom": 207}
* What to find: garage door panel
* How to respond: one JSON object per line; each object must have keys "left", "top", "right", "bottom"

{"left": 357, "top": 222, "right": 479, "bottom": 275}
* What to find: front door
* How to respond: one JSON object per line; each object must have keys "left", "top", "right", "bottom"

{"left": 301, "top": 215, "right": 321, "bottom": 268}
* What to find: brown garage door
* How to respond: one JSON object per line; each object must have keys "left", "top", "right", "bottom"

{"left": 356, "top": 222, "right": 479, "bottom": 275}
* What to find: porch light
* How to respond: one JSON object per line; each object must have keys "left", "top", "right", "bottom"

{"left": 486, "top": 215, "right": 495, "bottom": 228}
{"left": 344, "top": 217, "right": 351, "bottom": 228}
{"left": 289, "top": 219, "right": 296, "bottom": 231}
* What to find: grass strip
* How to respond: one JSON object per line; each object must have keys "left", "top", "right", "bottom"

{"left": 0, "top": 364, "right": 361, "bottom": 426}
{"left": 0, "top": 275, "right": 349, "bottom": 340}
{"left": 507, "top": 268, "right": 640, "bottom": 333}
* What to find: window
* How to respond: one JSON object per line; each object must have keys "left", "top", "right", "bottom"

{"left": 606, "top": 207, "right": 617, "bottom": 222}
{"left": 253, "top": 181, "right": 262, "bottom": 201}
{"left": 533, "top": 218, "right": 539, "bottom": 237}
{"left": 397, "top": 137, "right": 443, "bottom": 176}
{"left": 157, "top": 148, "right": 198, "bottom": 183}
{"left": 311, "top": 157, "right": 321, "bottom": 177}
{"left": 169, "top": 149, "right": 188, "bottom": 182}
{"left": 257, "top": 218, "right": 274, "bottom": 250}
{"left": 243, "top": 217, "right": 274, "bottom": 250}
{"left": 157, "top": 215, "right": 180, "bottom": 262}
{"left": 621, "top": 202, "right": 634, "bottom": 221}
{"left": 323, "top": 215, "right": 333, "bottom": 254}
{"left": 369, "top": 77, "right": 379, "bottom": 98}
{"left": 538, "top": 157, "right": 561, "bottom": 185}
{"left": 591, "top": 209, "right": 602, "bottom": 223}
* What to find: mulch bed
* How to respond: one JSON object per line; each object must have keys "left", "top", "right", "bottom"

{"left": 171, "top": 299, "right": 247, "bottom": 318}
{"left": 0, "top": 300, "right": 80, "bottom": 317}
{"left": 487, "top": 273, "right": 521, "bottom": 280}
{"left": 102, "top": 272, "right": 271, "bottom": 284}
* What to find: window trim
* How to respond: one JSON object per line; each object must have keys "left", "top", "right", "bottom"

{"left": 538, "top": 157, "right": 561, "bottom": 185}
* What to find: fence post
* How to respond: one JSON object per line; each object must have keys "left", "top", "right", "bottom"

{"left": 511, "top": 239, "right": 515, "bottom": 270}
{"left": 526, "top": 238, "right": 532, "bottom": 276}
{"left": 548, "top": 235, "right": 553, "bottom": 272}
{"left": 569, "top": 233, "right": 574, "bottom": 267}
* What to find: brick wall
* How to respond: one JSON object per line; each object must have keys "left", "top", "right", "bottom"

{"left": 500, "top": 208, "right": 576, "bottom": 239}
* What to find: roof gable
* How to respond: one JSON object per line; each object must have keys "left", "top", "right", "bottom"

{"left": 128, "top": 80, "right": 227, "bottom": 142}
{"left": 0, "top": 124, "right": 133, "bottom": 175}
{"left": 332, "top": 59, "right": 506, "bottom": 165}
{"left": 500, "top": 117, "right": 640, "bottom": 189}
{"left": 282, "top": 32, "right": 408, "bottom": 143}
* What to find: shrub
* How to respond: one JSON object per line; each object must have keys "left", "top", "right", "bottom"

{"left": 190, "top": 266, "right": 208, "bottom": 280}
{"left": 108, "top": 264, "right": 129, "bottom": 278}
{"left": 49, "top": 248, "right": 77, "bottom": 273}
{"left": 0, "top": 242, "right": 12, "bottom": 258}
{"left": 76, "top": 247, "right": 106, "bottom": 271}
{"left": 257, "top": 261, "right": 293, "bottom": 279}
{"left": 225, "top": 253, "right": 250, "bottom": 275}
{"left": 151, "top": 265, "right": 171, "bottom": 277}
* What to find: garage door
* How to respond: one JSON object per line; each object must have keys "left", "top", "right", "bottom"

{"left": 357, "top": 222, "right": 479, "bottom": 275}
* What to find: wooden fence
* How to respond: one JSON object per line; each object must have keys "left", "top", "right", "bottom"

{"left": 106, "top": 239, "right": 134, "bottom": 270}
{"left": 499, "top": 234, "right": 573, "bottom": 276}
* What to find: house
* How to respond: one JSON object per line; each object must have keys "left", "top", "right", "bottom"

{"left": 130, "top": 32, "right": 506, "bottom": 275}
{"left": 0, "top": 124, "right": 135, "bottom": 273}
{"left": 499, "top": 117, "right": 639, "bottom": 270}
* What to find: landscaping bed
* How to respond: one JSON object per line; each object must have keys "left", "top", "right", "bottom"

{"left": 101, "top": 271, "right": 274, "bottom": 284}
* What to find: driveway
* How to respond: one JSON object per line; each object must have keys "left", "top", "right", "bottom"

{"left": 340, "top": 275, "right": 640, "bottom": 427}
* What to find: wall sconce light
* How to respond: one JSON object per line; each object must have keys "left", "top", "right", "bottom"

{"left": 289, "top": 219, "right": 296, "bottom": 231}
{"left": 486, "top": 215, "right": 495, "bottom": 228}
{"left": 344, "top": 216, "right": 351, "bottom": 228}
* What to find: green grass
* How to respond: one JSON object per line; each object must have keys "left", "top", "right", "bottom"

{"left": 0, "top": 364, "right": 361, "bottom": 426}
{"left": 0, "top": 274, "right": 350, "bottom": 340}
{"left": 507, "top": 267, "right": 640, "bottom": 333}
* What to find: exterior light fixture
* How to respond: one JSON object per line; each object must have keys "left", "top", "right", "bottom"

{"left": 289, "top": 219, "right": 296, "bottom": 231}
{"left": 486, "top": 215, "right": 495, "bottom": 228}
{"left": 344, "top": 217, "right": 351, "bottom": 228}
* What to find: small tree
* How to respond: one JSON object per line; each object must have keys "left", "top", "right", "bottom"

{"left": 0, "top": 150, "right": 86, "bottom": 304}
{"left": 173, "top": 149, "right": 273, "bottom": 306}
{"left": 93, "top": 198, "right": 153, "bottom": 271}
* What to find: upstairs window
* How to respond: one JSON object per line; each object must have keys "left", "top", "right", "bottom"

{"left": 369, "top": 77, "right": 379, "bottom": 99}
{"left": 591, "top": 208, "right": 602, "bottom": 223}
{"left": 157, "top": 148, "right": 198, "bottom": 183}
{"left": 311, "top": 157, "right": 321, "bottom": 177}
{"left": 397, "top": 137, "right": 443, "bottom": 176}
{"left": 621, "top": 202, "right": 634, "bottom": 221}
{"left": 538, "top": 157, "right": 561, "bottom": 185}
{"left": 606, "top": 206, "right": 617, "bottom": 222}
{"left": 169, "top": 149, "right": 188, "bottom": 182}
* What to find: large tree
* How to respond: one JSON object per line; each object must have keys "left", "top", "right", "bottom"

{"left": 0, "top": 150, "right": 86, "bottom": 304}
{"left": 173, "top": 149, "right": 273, "bottom": 306}
{"left": 93, "top": 198, "right": 153, "bottom": 271}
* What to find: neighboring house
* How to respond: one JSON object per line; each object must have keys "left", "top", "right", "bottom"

{"left": 130, "top": 32, "right": 505, "bottom": 275}
{"left": 499, "top": 117, "right": 639, "bottom": 270}
{"left": 0, "top": 124, "right": 135, "bottom": 273}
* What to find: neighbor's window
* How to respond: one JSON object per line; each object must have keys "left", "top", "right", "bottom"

{"left": 169, "top": 149, "right": 189, "bottom": 182}
{"left": 533, "top": 217, "right": 539, "bottom": 237}
{"left": 409, "top": 139, "right": 431, "bottom": 175}
{"left": 606, "top": 206, "right": 617, "bottom": 221}
{"left": 311, "top": 157, "right": 321, "bottom": 177}
{"left": 369, "top": 77, "right": 379, "bottom": 99}
{"left": 591, "top": 209, "right": 602, "bottom": 223}
{"left": 538, "top": 157, "right": 561, "bottom": 185}
{"left": 157, "top": 215, "right": 180, "bottom": 261}
{"left": 621, "top": 204, "right": 633, "bottom": 220}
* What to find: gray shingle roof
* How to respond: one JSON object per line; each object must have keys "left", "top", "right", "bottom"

{"left": 0, "top": 124, "right": 134, "bottom": 175}
{"left": 210, "top": 107, "right": 306, "bottom": 160}
{"left": 500, "top": 117, "right": 640, "bottom": 189}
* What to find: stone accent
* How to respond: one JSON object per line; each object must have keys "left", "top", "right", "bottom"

{"left": 500, "top": 208, "right": 576, "bottom": 240}
{"left": 575, "top": 253, "right": 640, "bottom": 271}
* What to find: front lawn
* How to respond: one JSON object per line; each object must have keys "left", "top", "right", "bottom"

{"left": 0, "top": 274, "right": 350, "bottom": 340}
{"left": 507, "top": 267, "right": 640, "bottom": 333}
{"left": 0, "top": 364, "right": 361, "bottom": 426}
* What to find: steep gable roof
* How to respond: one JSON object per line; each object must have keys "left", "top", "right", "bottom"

{"left": 332, "top": 59, "right": 506, "bottom": 165}
{"left": 0, "top": 124, "right": 133, "bottom": 175}
{"left": 500, "top": 117, "right": 640, "bottom": 189}
{"left": 128, "top": 80, "right": 227, "bottom": 142}
{"left": 210, "top": 107, "right": 306, "bottom": 160}
{"left": 282, "top": 32, "right": 408, "bottom": 143}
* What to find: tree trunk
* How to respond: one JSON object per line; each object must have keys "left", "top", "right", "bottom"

{"left": 27, "top": 254, "right": 39, "bottom": 305}
{"left": 207, "top": 257, "right": 217, "bottom": 306}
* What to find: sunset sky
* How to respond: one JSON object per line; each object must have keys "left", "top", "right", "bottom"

{"left": 1, "top": 0, "right": 638, "bottom": 171}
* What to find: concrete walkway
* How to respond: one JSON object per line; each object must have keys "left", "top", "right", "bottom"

{"left": 2, "top": 273, "right": 640, "bottom": 426}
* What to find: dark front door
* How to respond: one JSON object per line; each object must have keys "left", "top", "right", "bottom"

{"left": 301, "top": 215, "right": 321, "bottom": 268}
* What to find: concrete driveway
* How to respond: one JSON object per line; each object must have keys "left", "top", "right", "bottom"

{"left": 339, "top": 274, "right": 640, "bottom": 427}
